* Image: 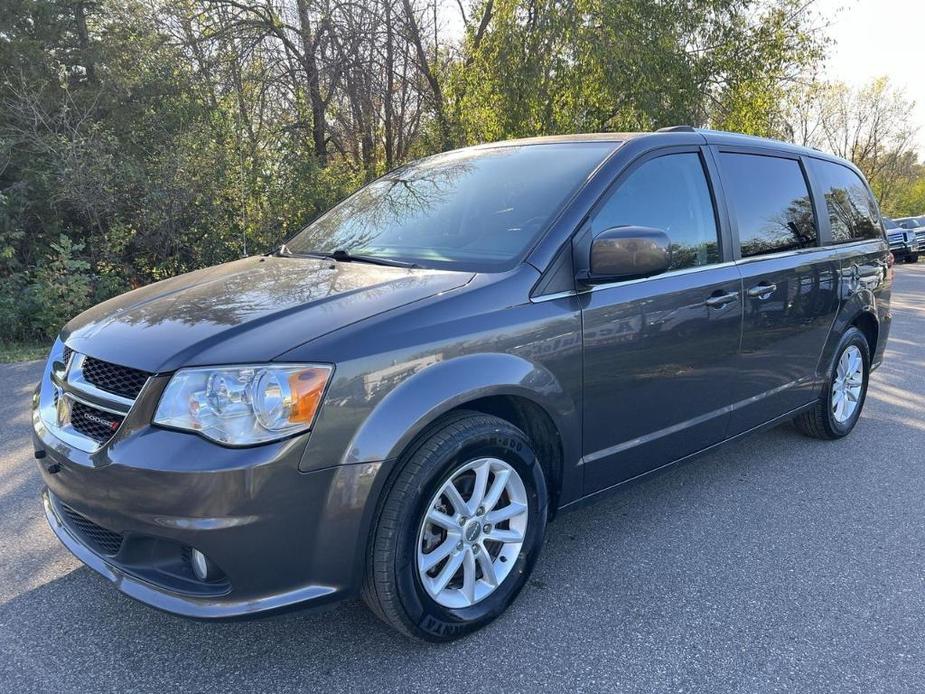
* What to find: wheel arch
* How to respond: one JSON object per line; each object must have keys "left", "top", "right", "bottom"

{"left": 345, "top": 353, "right": 581, "bottom": 511}
{"left": 348, "top": 355, "right": 578, "bottom": 598}
{"left": 850, "top": 310, "right": 879, "bottom": 359}
{"left": 818, "top": 298, "right": 881, "bottom": 384}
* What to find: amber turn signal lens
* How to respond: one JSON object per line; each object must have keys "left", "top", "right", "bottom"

{"left": 288, "top": 367, "right": 333, "bottom": 426}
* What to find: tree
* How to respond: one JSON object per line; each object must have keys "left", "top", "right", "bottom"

{"left": 781, "top": 77, "right": 921, "bottom": 211}
{"left": 1, "top": 0, "right": 846, "bottom": 344}
{"left": 444, "top": 0, "right": 827, "bottom": 142}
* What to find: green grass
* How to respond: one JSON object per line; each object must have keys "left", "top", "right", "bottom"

{"left": 0, "top": 341, "right": 48, "bottom": 364}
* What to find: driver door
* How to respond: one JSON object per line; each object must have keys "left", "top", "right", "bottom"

{"left": 579, "top": 148, "right": 743, "bottom": 493}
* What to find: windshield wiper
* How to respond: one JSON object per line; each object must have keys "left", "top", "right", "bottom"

{"left": 331, "top": 249, "right": 421, "bottom": 268}
{"left": 278, "top": 246, "right": 419, "bottom": 268}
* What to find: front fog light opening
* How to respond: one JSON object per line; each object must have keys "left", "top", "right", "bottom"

{"left": 190, "top": 548, "right": 222, "bottom": 582}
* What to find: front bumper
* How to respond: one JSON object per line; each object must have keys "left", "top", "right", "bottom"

{"left": 34, "top": 410, "right": 385, "bottom": 619}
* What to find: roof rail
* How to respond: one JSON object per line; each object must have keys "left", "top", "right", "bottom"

{"left": 656, "top": 125, "right": 697, "bottom": 133}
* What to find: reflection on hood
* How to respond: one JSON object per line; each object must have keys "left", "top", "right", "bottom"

{"left": 63, "top": 256, "right": 473, "bottom": 372}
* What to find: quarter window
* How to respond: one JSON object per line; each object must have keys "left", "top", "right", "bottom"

{"left": 591, "top": 153, "right": 720, "bottom": 271}
{"left": 809, "top": 160, "right": 882, "bottom": 243}
{"left": 719, "top": 153, "right": 817, "bottom": 257}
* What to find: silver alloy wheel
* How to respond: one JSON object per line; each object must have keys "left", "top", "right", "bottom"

{"left": 416, "top": 457, "right": 529, "bottom": 608}
{"left": 832, "top": 345, "right": 864, "bottom": 423}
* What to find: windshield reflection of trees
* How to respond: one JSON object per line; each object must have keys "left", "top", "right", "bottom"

{"left": 288, "top": 153, "right": 485, "bottom": 254}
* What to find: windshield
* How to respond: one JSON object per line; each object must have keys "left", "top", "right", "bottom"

{"left": 883, "top": 217, "right": 898, "bottom": 230}
{"left": 286, "top": 143, "right": 615, "bottom": 272}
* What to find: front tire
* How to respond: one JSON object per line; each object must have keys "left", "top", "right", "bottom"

{"left": 362, "top": 412, "right": 548, "bottom": 641}
{"left": 794, "top": 327, "right": 870, "bottom": 440}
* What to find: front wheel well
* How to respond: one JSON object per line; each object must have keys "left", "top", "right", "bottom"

{"left": 450, "top": 395, "right": 563, "bottom": 515}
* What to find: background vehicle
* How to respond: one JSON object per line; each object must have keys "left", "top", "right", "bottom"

{"left": 884, "top": 216, "right": 919, "bottom": 262}
{"left": 32, "top": 129, "right": 891, "bottom": 641}
{"left": 895, "top": 216, "right": 925, "bottom": 261}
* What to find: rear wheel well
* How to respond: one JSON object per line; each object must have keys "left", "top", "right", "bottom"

{"left": 451, "top": 395, "right": 563, "bottom": 515}
{"left": 851, "top": 312, "right": 878, "bottom": 359}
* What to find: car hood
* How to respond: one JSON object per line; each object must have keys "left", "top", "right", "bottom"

{"left": 62, "top": 256, "right": 473, "bottom": 373}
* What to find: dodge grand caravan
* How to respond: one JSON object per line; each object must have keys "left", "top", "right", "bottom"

{"left": 33, "top": 128, "right": 892, "bottom": 641}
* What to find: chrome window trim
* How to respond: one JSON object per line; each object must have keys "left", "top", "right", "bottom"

{"left": 531, "top": 260, "right": 741, "bottom": 300}
{"left": 529, "top": 289, "right": 580, "bottom": 303}
{"left": 821, "top": 237, "right": 889, "bottom": 250}
{"left": 531, "top": 235, "right": 885, "bottom": 300}
{"left": 733, "top": 245, "right": 837, "bottom": 266}
{"left": 584, "top": 260, "right": 739, "bottom": 293}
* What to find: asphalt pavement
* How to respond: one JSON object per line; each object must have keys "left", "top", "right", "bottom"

{"left": 1, "top": 265, "right": 923, "bottom": 693}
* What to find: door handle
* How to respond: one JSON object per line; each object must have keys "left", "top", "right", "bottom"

{"left": 746, "top": 282, "right": 777, "bottom": 299}
{"left": 704, "top": 290, "right": 739, "bottom": 308}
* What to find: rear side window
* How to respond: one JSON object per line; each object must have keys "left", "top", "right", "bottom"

{"left": 719, "top": 153, "right": 817, "bottom": 257}
{"left": 809, "top": 159, "right": 882, "bottom": 243}
{"left": 591, "top": 152, "right": 720, "bottom": 271}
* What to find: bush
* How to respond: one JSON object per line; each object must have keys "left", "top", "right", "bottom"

{"left": 0, "top": 272, "right": 29, "bottom": 341}
{"left": 26, "top": 235, "right": 93, "bottom": 339}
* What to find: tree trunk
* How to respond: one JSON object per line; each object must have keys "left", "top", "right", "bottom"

{"left": 73, "top": 2, "right": 97, "bottom": 83}
{"left": 400, "top": 0, "right": 452, "bottom": 150}
{"left": 384, "top": 0, "right": 395, "bottom": 170}
{"left": 296, "top": 0, "right": 328, "bottom": 166}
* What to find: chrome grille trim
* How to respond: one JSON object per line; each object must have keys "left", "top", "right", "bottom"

{"left": 67, "top": 354, "right": 137, "bottom": 410}
{"left": 39, "top": 347, "right": 148, "bottom": 453}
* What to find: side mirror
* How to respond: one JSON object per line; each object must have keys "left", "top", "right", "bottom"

{"left": 579, "top": 226, "right": 671, "bottom": 284}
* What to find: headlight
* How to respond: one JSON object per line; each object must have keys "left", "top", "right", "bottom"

{"left": 153, "top": 364, "right": 333, "bottom": 446}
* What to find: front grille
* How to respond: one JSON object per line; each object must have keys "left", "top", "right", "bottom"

{"left": 70, "top": 399, "right": 124, "bottom": 443}
{"left": 82, "top": 356, "right": 150, "bottom": 399}
{"left": 62, "top": 345, "right": 73, "bottom": 367}
{"left": 59, "top": 502, "right": 124, "bottom": 556}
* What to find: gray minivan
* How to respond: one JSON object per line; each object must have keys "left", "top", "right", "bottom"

{"left": 33, "top": 128, "right": 892, "bottom": 641}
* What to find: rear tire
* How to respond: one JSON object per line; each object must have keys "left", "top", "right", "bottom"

{"left": 794, "top": 327, "right": 870, "bottom": 440}
{"left": 362, "top": 411, "right": 548, "bottom": 641}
